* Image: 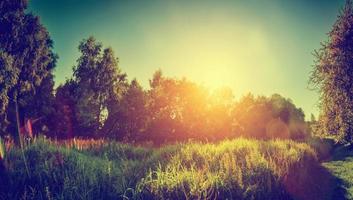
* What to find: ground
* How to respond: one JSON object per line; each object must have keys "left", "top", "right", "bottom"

{"left": 323, "top": 146, "right": 353, "bottom": 200}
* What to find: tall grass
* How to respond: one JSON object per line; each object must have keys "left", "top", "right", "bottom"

{"left": 0, "top": 137, "right": 320, "bottom": 200}
{"left": 137, "top": 139, "right": 317, "bottom": 199}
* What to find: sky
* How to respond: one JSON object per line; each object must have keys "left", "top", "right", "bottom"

{"left": 29, "top": 0, "right": 345, "bottom": 119}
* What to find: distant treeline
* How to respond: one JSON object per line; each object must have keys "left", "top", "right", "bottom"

{"left": 0, "top": 0, "right": 311, "bottom": 144}
{"left": 2, "top": 0, "right": 353, "bottom": 145}
{"left": 21, "top": 37, "right": 312, "bottom": 143}
{"left": 52, "top": 46, "right": 310, "bottom": 143}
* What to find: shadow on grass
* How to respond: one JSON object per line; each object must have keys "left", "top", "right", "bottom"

{"left": 284, "top": 161, "right": 347, "bottom": 200}
{"left": 312, "top": 164, "right": 347, "bottom": 200}
{"left": 323, "top": 145, "right": 353, "bottom": 200}
{"left": 330, "top": 145, "right": 353, "bottom": 161}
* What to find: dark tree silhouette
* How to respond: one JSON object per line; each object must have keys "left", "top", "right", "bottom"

{"left": 0, "top": 0, "right": 57, "bottom": 144}
{"left": 103, "top": 79, "right": 147, "bottom": 141}
{"left": 54, "top": 79, "right": 79, "bottom": 139}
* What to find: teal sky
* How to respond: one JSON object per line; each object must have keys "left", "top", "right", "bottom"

{"left": 29, "top": 0, "right": 345, "bottom": 119}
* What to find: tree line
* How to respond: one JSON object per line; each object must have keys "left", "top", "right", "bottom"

{"left": 54, "top": 45, "right": 309, "bottom": 143}
{"left": 1, "top": 0, "right": 352, "bottom": 145}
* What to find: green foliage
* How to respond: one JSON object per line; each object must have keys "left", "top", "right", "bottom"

{"left": 141, "top": 72, "right": 309, "bottom": 144}
{"left": 0, "top": 0, "right": 57, "bottom": 139}
{"left": 323, "top": 149, "right": 353, "bottom": 199}
{"left": 1, "top": 137, "right": 323, "bottom": 199}
{"left": 0, "top": 52, "right": 17, "bottom": 135}
{"left": 50, "top": 65, "right": 308, "bottom": 143}
{"left": 53, "top": 80, "right": 78, "bottom": 139}
{"left": 4, "top": 139, "right": 126, "bottom": 199}
{"left": 103, "top": 79, "right": 148, "bottom": 141}
{"left": 145, "top": 72, "right": 212, "bottom": 142}
{"left": 69, "top": 37, "right": 127, "bottom": 137}
{"left": 22, "top": 75, "right": 56, "bottom": 134}
{"left": 234, "top": 93, "right": 308, "bottom": 140}
{"left": 310, "top": 0, "right": 353, "bottom": 144}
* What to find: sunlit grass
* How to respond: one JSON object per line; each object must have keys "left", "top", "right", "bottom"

{"left": 137, "top": 138, "right": 317, "bottom": 199}
{"left": 1, "top": 137, "right": 320, "bottom": 199}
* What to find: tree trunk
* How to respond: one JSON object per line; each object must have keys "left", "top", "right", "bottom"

{"left": 14, "top": 96, "right": 22, "bottom": 147}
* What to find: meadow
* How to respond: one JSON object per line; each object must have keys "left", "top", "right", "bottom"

{"left": 0, "top": 137, "right": 340, "bottom": 200}
{"left": 1, "top": 0, "right": 353, "bottom": 199}
{"left": 322, "top": 145, "right": 353, "bottom": 200}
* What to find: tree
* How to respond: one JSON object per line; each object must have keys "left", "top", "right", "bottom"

{"left": 232, "top": 93, "right": 308, "bottom": 140}
{"left": 73, "top": 37, "right": 127, "bottom": 137}
{"left": 103, "top": 79, "right": 147, "bottom": 141}
{"left": 145, "top": 70, "right": 233, "bottom": 143}
{"left": 145, "top": 70, "right": 181, "bottom": 143}
{"left": 310, "top": 0, "right": 353, "bottom": 144}
{"left": 269, "top": 94, "right": 307, "bottom": 140}
{"left": 145, "top": 70, "right": 202, "bottom": 143}
{"left": 206, "top": 87, "right": 234, "bottom": 140}
{"left": 0, "top": 52, "right": 18, "bottom": 136}
{"left": 73, "top": 37, "right": 102, "bottom": 135}
{"left": 53, "top": 79, "right": 79, "bottom": 139}
{"left": 233, "top": 94, "right": 274, "bottom": 139}
{"left": 0, "top": 0, "right": 57, "bottom": 144}
{"left": 22, "top": 75, "right": 56, "bottom": 135}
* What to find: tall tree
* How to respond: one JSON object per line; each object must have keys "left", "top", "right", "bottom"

{"left": 73, "top": 37, "right": 127, "bottom": 137}
{"left": 0, "top": 0, "right": 57, "bottom": 144}
{"left": 146, "top": 70, "right": 186, "bottom": 143}
{"left": 310, "top": 0, "right": 353, "bottom": 144}
{"left": 73, "top": 37, "right": 102, "bottom": 135}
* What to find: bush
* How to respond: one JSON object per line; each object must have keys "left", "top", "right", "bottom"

{"left": 307, "top": 137, "right": 335, "bottom": 161}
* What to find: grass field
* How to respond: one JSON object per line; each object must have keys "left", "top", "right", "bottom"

{"left": 323, "top": 146, "right": 353, "bottom": 200}
{"left": 0, "top": 137, "right": 343, "bottom": 200}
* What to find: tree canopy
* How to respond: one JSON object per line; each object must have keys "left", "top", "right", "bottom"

{"left": 56, "top": 37, "right": 127, "bottom": 138}
{"left": 0, "top": 0, "right": 57, "bottom": 143}
{"left": 310, "top": 0, "right": 353, "bottom": 144}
